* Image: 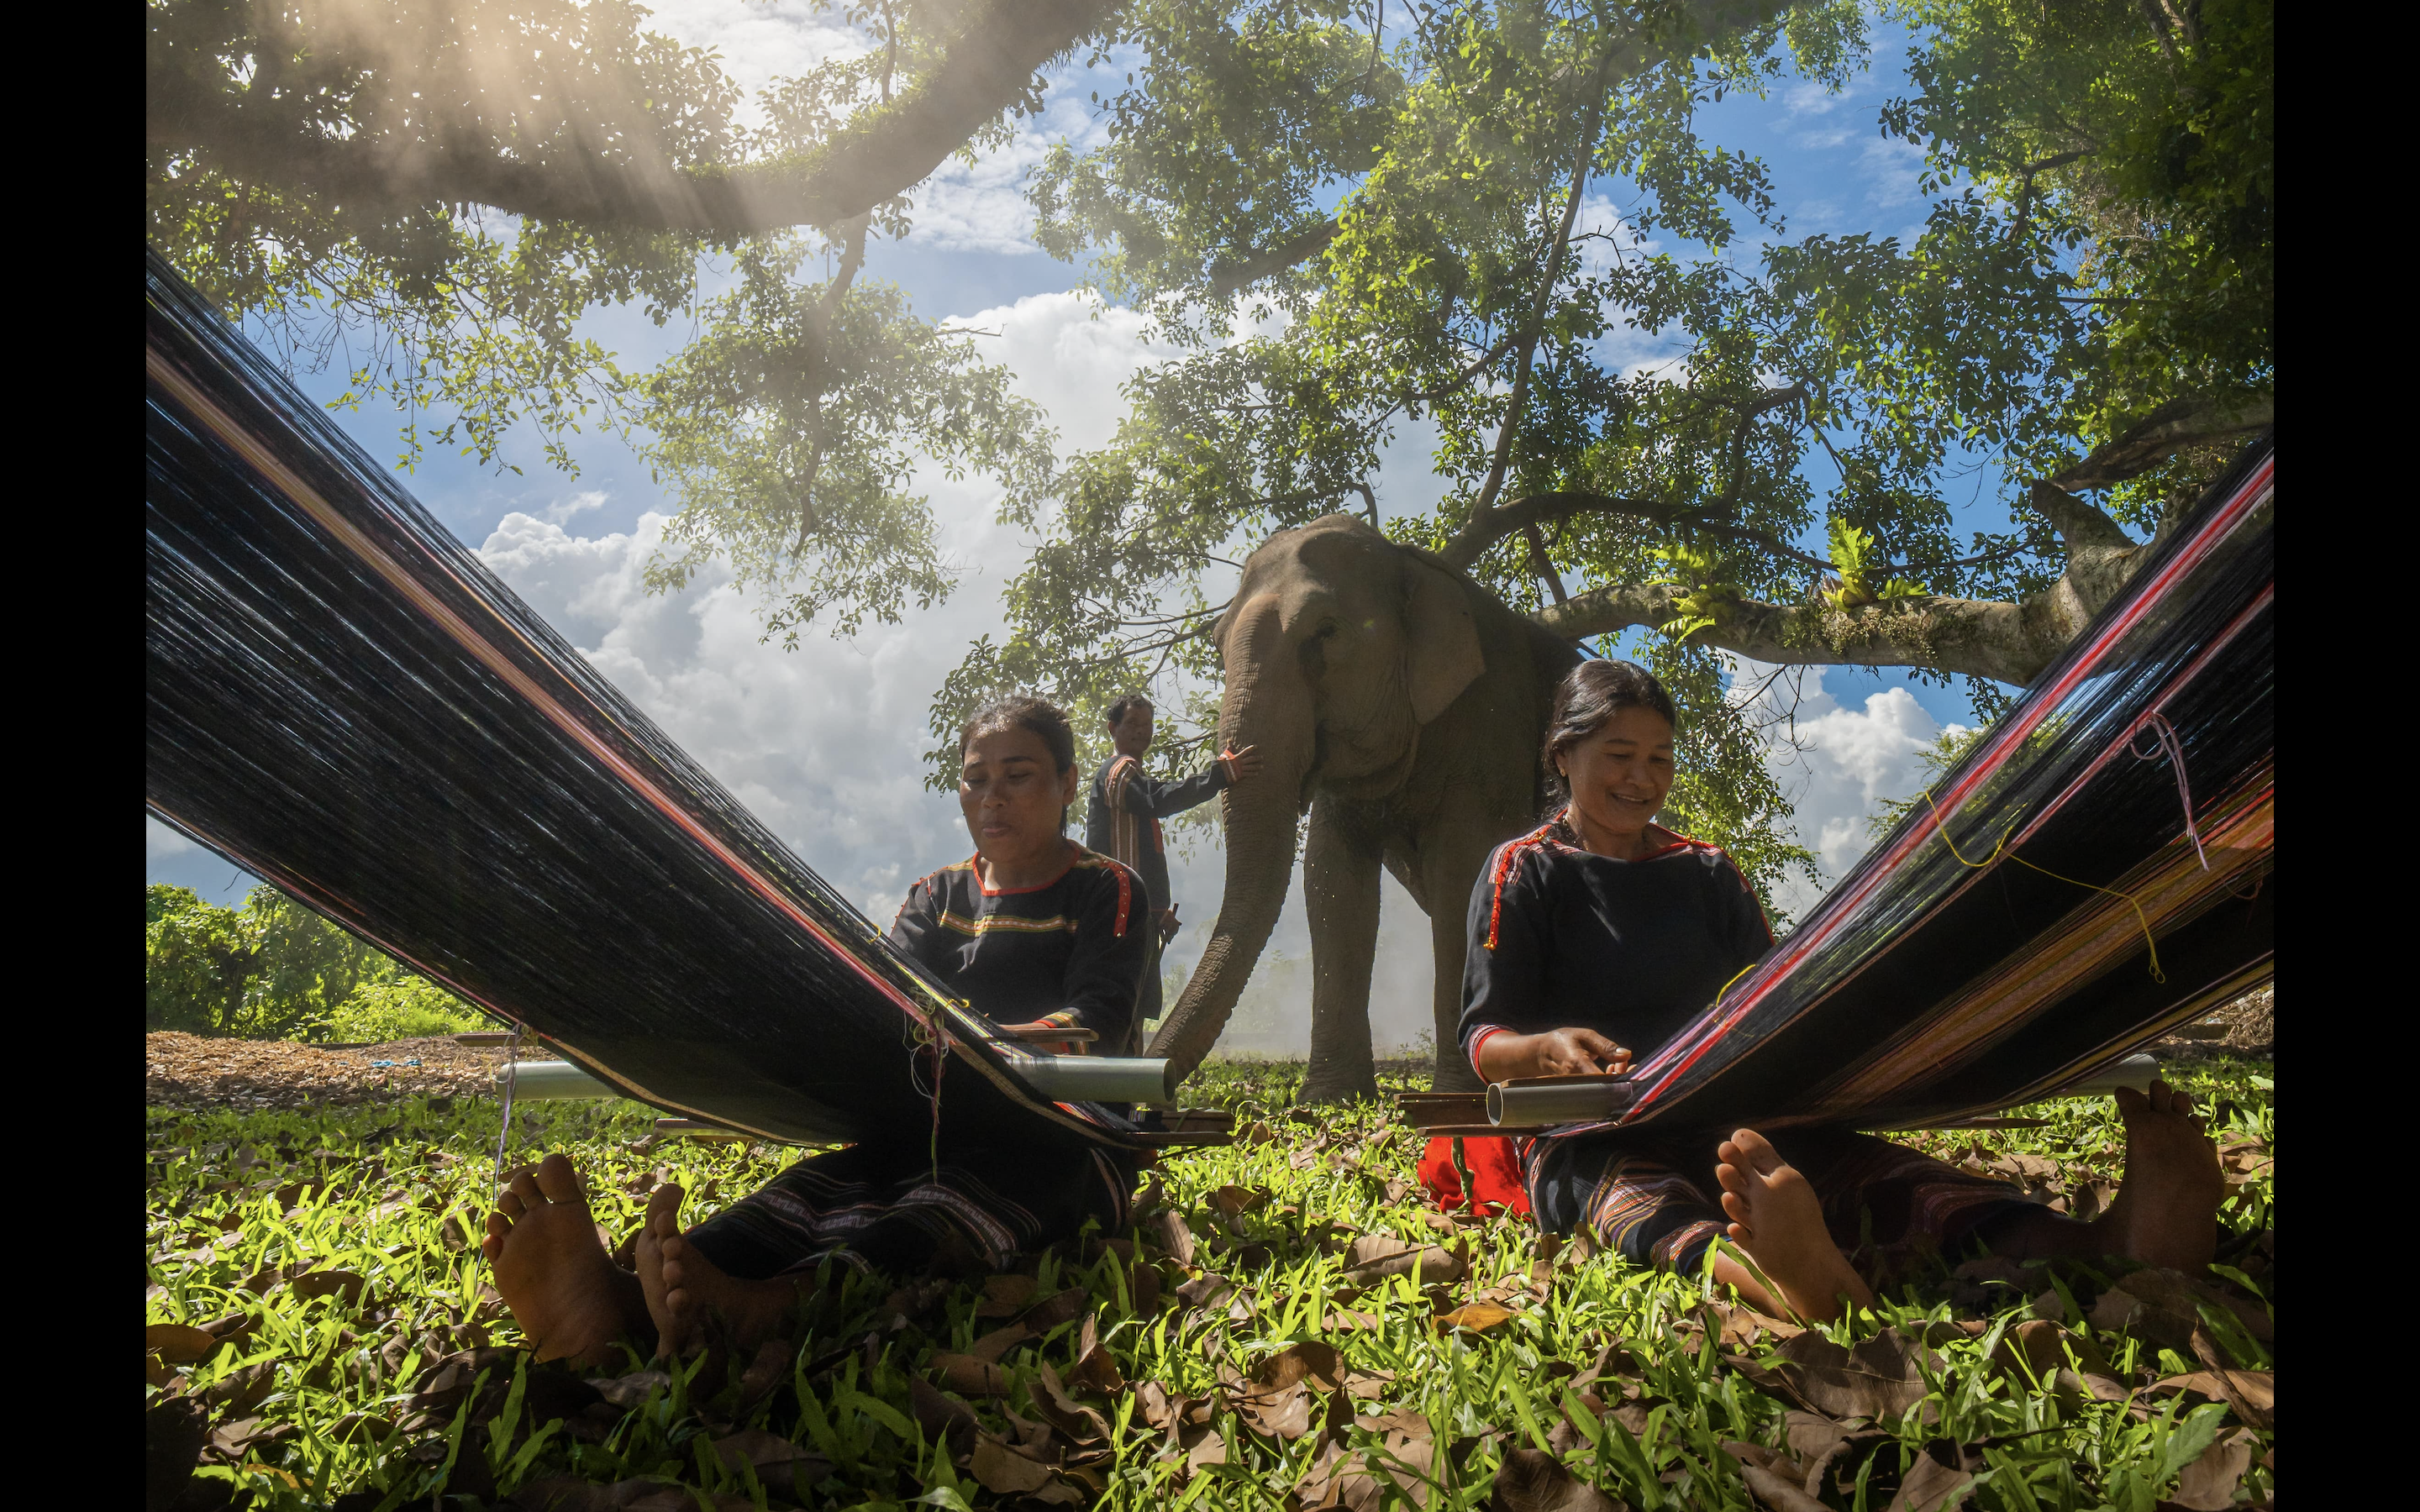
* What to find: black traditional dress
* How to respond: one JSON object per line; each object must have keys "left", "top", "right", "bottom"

{"left": 685, "top": 841, "right": 1150, "bottom": 1279}
{"left": 1460, "top": 814, "right": 2029, "bottom": 1283}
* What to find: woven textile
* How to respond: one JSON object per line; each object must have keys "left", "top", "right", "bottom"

{"left": 145, "top": 250, "right": 1144, "bottom": 1153}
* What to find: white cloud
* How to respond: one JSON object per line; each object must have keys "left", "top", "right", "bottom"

{"left": 1733, "top": 662, "right": 1968, "bottom": 920}
{"left": 544, "top": 490, "right": 608, "bottom": 526}
{"left": 1860, "top": 137, "right": 1928, "bottom": 210}
{"left": 147, "top": 815, "right": 197, "bottom": 862}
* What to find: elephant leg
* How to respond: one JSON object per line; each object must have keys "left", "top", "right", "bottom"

{"left": 1421, "top": 828, "right": 1502, "bottom": 1094}
{"left": 1300, "top": 796, "right": 1381, "bottom": 1105}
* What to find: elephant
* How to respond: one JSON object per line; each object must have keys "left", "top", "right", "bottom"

{"left": 1145, "top": 513, "right": 1580, "bottom": 1100}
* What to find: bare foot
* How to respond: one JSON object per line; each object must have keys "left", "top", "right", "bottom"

{"left": 1715, "top": 1129, "right": 1876, "bottom": 1323}
{"left": 634, "top": 1182, "right": 804, "bottom": 1361}
{"left": 482, "top": 1153, "right": 647, "bottom": 1367}
{"left": 2102, "top": 1079, "right": 2224, "bottom": 1270}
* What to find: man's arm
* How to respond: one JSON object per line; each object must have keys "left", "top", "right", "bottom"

{"left": 1119, "top": 747, "right": 1260, "bottom": 818}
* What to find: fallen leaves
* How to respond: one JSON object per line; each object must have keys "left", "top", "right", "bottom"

{"left": 1488, "top": 1446, "right": 1624, "bottom": 1512}
{"left": 1341, "top": 1235, "right": 1470, "bottom": 1287}
{"left": 1728, "top": 1327, "right": 1939, "bottom": 1420}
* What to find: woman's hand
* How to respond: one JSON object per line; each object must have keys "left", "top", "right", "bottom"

{"left": 1476, "top": 1027, "right": 1632, "bottom": 1082}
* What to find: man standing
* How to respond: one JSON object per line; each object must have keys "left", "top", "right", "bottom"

{"left": 1084, "top": 695, "right": 1262, "bottom": 1051}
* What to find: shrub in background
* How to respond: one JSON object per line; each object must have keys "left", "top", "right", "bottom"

{"left": 145, "top": 883, "right": 487, "bottom": 1041}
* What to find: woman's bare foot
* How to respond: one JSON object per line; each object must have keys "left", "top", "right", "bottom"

{"left": 482, "top": 1153, "right": 647, "bottom": 1367}
{"left": 1715, "top": 1129, "right": 1876, "bottom": 1323}
{"left": 634, "top": 1183, "right": 805, "bottom": 1360}
{"left": 2101, "top": 1079, "right": 2225, "bottom": 1270}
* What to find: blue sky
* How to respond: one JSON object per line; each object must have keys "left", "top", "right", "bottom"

{"left": 150, "top": 5, "right": 2026, "bottom": 1050}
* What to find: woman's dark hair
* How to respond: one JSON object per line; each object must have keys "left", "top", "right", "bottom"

{"left": 1540, "top": 660, "right": 1678, "bottom": 807}
{"left": 960, "top": 696, "right": 1078, "bottom": 774}
{"left": 1104, "top": 693, "right": 1154, "bottom": 729}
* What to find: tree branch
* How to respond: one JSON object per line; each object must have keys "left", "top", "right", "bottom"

{"left": 1535, "top": 582, "right": 2065, "bottom": 685}
{"left": 2048, "top": 393, "right": 2273, "bottom": 492}
{"left": 1207, "top": 220, "right": 1341, "bottom": 299}
{"left": 149, "top": 0, "right": 1127, "bottom": 234}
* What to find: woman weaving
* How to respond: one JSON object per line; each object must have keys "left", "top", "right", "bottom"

{"left": 1465, "top": 660, "right": 2226, "bottom": 1322}
{"left": 479, "top": 696, "right": 1148, "bottom": 1364}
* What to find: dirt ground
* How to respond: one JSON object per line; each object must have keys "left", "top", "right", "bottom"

{"left": 144, "top": 1032, "right": 511, "bottom": 1113}
{"left": 2149, "top": 983, "right": 2275, "bottom": 1063}
{"left": 145, "top": 984, "right": 2270, "bottom": 1114}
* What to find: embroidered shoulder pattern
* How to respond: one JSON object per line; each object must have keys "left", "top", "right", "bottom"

{"left": 1485, "top": 822, "right": 1563, "bottom": 952}
{"left": 1070, "top": 852, "right": 1135, "bottom": 937}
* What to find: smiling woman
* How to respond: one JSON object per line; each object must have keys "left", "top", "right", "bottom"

{"left": 1452, "top": 659, "right": 2230, "bottom": 1325}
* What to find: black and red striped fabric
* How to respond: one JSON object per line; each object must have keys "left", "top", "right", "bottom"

{"left": 145, "top": 250, "right": 1144, "bottom": 1153}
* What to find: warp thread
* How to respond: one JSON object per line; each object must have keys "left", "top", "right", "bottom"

{"left": 492, "top": 1025, "right": 523, "bottom": 1198}
{"left": 2129, "top": 711, "right": 2208, "bottom": 870}
{"left": 1922, "top": 791, "right": 2166, "bottom": 984}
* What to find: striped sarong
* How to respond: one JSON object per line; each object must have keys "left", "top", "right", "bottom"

{"left": 1524, "top": 1126, "right": 2031, "bottom": 1286}
{"left": 685, "top": 1142, "right": 1139, "bottom": 1280}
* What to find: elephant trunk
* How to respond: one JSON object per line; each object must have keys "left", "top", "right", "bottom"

{"left": 1147, "top": 595, "right": 1312, "bottom": 1084}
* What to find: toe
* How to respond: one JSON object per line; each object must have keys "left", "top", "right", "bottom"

{"left": 645, "top": 1183, "right": 686, "bottom": 1238}
{"left": 1721, "top": 1189, "right": 1751, "bottom": 1227}
{"left": 1728, "top": 1128, "right": 1785, "bottom": 1175}
{"left": 508, "top": 1168, "right": 546, "bottom": 1210}
{"left": 535, "top": 1152, "right": 585, "bottom": 1205}
{"left": 1715, "top": 1160, "right": 1749, "bottom": 1196}
{"left": 497, "top": 1189, "right": 526, "bottom": 1220}
{"left": 2113, "top": 1084, "right": 2148, "bottom": 1118}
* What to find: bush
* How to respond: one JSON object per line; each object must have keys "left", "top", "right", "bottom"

{"left": 322, "top": 976, "right": 489, "bottom": 1042}
{"left": 145, "top": 883, "right": 487, "bottom": 1041}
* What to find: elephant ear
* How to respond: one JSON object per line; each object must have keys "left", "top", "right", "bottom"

{"left": 1402, "top": 558, "right": 1486, "bottom": 724}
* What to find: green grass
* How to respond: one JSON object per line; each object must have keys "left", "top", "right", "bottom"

{"left": 145, "top": 1061, "right": 2273, "bottom": 1510}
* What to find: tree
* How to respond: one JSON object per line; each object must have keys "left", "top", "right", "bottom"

{"left": 936, "top": 0, "right": 2273, "bottom": 912}
{"left": 149, "top": 0, "right": 1111, "bottom": 633}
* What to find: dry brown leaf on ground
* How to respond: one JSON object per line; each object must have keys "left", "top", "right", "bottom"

{"left": 970, "top": 1322, "right": 1039, "bottom": 1363}
{"left": 1435, "top": 1302, "right": 1519, "bottom": 1335}
{"left": 2170, "top": 1425, "right": 2255, "bottom": 1510}
{"left": 931, "top": 1352, "right": 1013, "bottom": 1397}
{"left": 592, "top": 1369, "right": 671, "bottom": 1408}
{"left": 1342, "top": 1236, "right": 1469, "bottom": 1287}
{"left": 976, "top": 1274, "right": 1039, "bottom": 1318}
{"left": 1741, "top": 1330, "right": 1939, "bottom": 1420}
{"left": 1883, "top": 1441, "right": 1974, "bottom": 1512}
{"left": 1019, "top": 1285, "right": 1092, "bottom": 1334}
{"left": 967, "top": 1431, "right": 1057, "bottom": 1494}
{"left": 289, "top": 1268, "right": 369, "bottom": 1306}
{"left": 1142, "top": 1210, "right": 1197, "bottom": 1266}
{"left": 1720, "top": 1440, "right": 1822, "bottom": 1512}
{"left": 508, "top": 1476, "right": 675, "bottom": 1510}
{"left": 1186, "top": 1427, "right": 1229, "bottom": 1473}
{"left": 1488, "top": 1446, "right": 1624, "bottom": 1512}
{"left": 909, "top": 1376, "right": 980, "bottom": 1456}
{"left": 735, "top": 1336, "right": 794, "bottom": 1406}
{"left": 1066, "top": 1314, "right": 1126, "bottom": 1394}
{"left": 706, "top": 1427, "right": 829, "bottom": 1497}
{"left": 1032, "top": 1360, "right": 1114, "bottom": 1444}
{"left": 1702, "top": 1300, "right": 1803, "bottom": 1349}
{"left": 147, "top": 1322, "right": 221, "bottom": 1366}
{"left": 1210, "top": 1184, "right": 1270, "bottom": 1218}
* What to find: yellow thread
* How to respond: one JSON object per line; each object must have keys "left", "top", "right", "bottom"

{"left": 1921, "top": 792, "right": 2164, "bottom": 983}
